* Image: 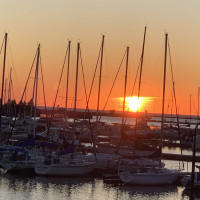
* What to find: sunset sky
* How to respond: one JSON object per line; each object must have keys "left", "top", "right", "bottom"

{"left": 1, "top": 0, "right": 200, "bottom": 115}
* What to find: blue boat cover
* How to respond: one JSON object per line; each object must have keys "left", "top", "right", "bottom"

{"left": 16, "top": 139, "right": 35, "bottom": 147}
{"left": 58, "top": 141, "right": 75, "bottom": 155}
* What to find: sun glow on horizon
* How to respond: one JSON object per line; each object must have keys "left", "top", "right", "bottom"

{"left": 116, "top": 96, "right": 153, "bottom": 112}
{"left": 126, "top": 97, "right": 142, "bottom": 112}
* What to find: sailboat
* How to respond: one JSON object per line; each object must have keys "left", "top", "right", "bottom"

{"left": 119, "top": 33, "right": 180, "bottom": 185}
{"left": 34, "top": 151, "right": 96, "bottom": 176}
{"left": 0, "top": 43, "right": 41, "bottom": 172}
{"left": 35, "top": 42, "right": 96, "bottom": 176}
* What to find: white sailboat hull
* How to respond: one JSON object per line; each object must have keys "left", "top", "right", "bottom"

{"left": 120, "top": 170, "right": 180, "bottom": 185}
{"left": 35, "top": 161, "right": 96, "bottom": 176}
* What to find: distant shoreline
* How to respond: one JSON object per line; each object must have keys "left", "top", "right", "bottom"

{"left": 37, "top": 107, "right": 198, "bottom": 120}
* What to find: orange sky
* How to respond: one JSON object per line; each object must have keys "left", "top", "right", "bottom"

{"left": 0, "top": 1, "right": 200, "bottom": 115}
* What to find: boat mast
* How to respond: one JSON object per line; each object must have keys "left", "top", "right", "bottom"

{"left": 122, "top": 47, "right": 129, "bottom": 125}
{"left": 135, "top": 27, "right": 147, "bottom": 132}
{"left": 96, "top": 35, "right": 105, "bottom": 122}
{"left": 161, "top": 33, "right": 168, "bottom": 149}
{"left": 64, "top": 40, "right": 71, "bottom": 122}
{"left": 29, "top": 46, "right": 39, "bottom": 135}
{"left": 33, "top": 44, "right": 40, "bottom": 138}
{"left": 116, "top": 47, "right": 129, "bottom": 153}
{"left": 137, "top": 26, "right": 147, "bottom": 101}
{"left": 73, "top": 43, "right": 80, "bottom": 129}
{"left": 0, "top": 32, "right": 8, "bottom": 129}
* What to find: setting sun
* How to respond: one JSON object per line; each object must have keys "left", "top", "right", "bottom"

{"left": 126, "top": 97, "right": 142, "bottom": 112}
{"left": 117, "top": 96, "right": 154, "bottom": 112}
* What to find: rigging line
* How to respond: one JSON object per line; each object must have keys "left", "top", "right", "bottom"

{"left": 11, "top": 79, "right": 14, "bottom": 100}
{"left": 72, "top": 43, "right": 80, "bottom": 148}
{"left": 165, "top": 89, "right": 173, "bottom": 115}
{"left": 39, "top": 55, "right": 48, "bottom": 128}
{"left": 135, "top": 27, "right": 147, "bottom": 134}
{"left": 80, "top": 45, "right": 101, "bottom": 157}
{"left": 8, "top": 68, "right": 12, "bottom": 100}
{"left": 84, "top": 43, "right": 101, "bottom": 113}
{"left": 5, "top": 48, "right": 37, "bottom": 147}
{"left": 0, "top": 37, "right": 5, "bottom": 56}
{"left": 130, "top": 57, "right": 141, "bottom": 97}
{"left": 168, "top": 39, "right": 175, "bottom": 85}
{"left": 122, "top": 47, "right": 129, "bottom": 126}
{"left": 116, "top": 47, "right": 129, "bottom": 154}
{"left": 48, "top": 44, "right": 69, "bottom": 130}
{"left": 80, "top": 47, "right": 92, "bottom": 124}
{"left": 10, "top": 79, "right": 14, "bottom": 117}
{"left": 123, "top": 55, "right": 141, "bottom": 125}
{"left": 29, "top": 50, "right": 39, "bottom": 123}
{"left": 170, "top": 89, "right": 174, "bottom": 117}
{"left": 96, "top": 35, "right": 105, "bottom": 122}
{"left": 168, "top": 39, "right": 180, "bottom": 120}
{"left": 79, "top": 48, "right": 87, "bottom": 117}
{"left": 79, "top": 48, "right": 88, "bottom": 104}
{"left": 65, "top": 40, "right": 71, "bottom": 120}
{"left": 98, "top": 49, "right": 127, "bottom": 122}
{"left": 137, "top": 27, "right": 147, "bottom": 100}
{"left": 168, "top": 37, "right": 183, "bottom": 165}
{"left": 33, "top": 45, "right": 40, "bottom": 138}
{"left": 74, "top": 45, "right": 82, "bottom": 153}
{"left": 0, "top": 33, "right": 8, "bottom": 127}
{"left": 7, "top": 39, "right": 21, "bottom": 95}
{"left": 15, "top": 49, "right": 37, "bottom": 113}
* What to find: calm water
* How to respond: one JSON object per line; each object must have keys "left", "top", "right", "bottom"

{"left": 0, "top": 168, "right": 191, "bottom": 200}
{"left": 97, "top": 115, "right": 199, "bottom": 129}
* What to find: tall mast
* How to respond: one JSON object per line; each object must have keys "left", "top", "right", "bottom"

{"left": 161, "top": 33, "right": 168, "bottom": 149}
{"left": 64, "top": 40, "right": 71, "bottom": 121}
{"left": 122, "top": 47, "right": 129, "bottom": 125}
{"left": 73, "top": 43, "right": 80, "bottom": 125}
{"left": 29, "top": 47, "right": 39, "bottom": 134}
{"left": 96, "top": 35, "right": 105, "bottom": 122}
{"left": 0, "top": 33, "right": 8, "bottom": 128}
{"left": 33, "top": 44, "right": 40, "bottom": 138}
{"left": 137, "top": 26, "right": 147, "bottom": 100}
{"left": 135, "top": 27, "right": 147, "bottom": 132}
{"left": 116, "top": 47, "right": 129, "bottom": 154}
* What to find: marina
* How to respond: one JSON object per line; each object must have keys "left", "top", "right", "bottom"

{"left": 0, "top": 113, "right": 199, "bottom": 199}
{"left": 1, "top": 1, "right": 200, "bottom": 199}
{"left": 0, "top": 144, "right": 197, "bottom": 200}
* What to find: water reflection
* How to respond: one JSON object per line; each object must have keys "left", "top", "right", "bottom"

{"left": 181, "top": 188, "right": 200, "bottom": 200}
{"left": 0, "top": 169, "right": 191, "bottom": 200}
{"left": 34, "top": 175, "right": 94, "bottom": 186}
{"left": 106, "top": 184, "right": 182, "bottom": 200}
